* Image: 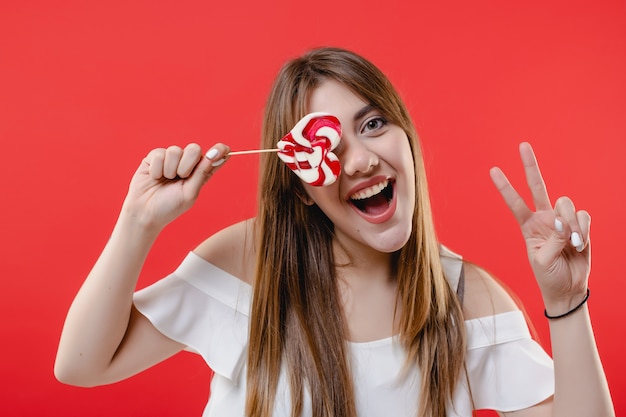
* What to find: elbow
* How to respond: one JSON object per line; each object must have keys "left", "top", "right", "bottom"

{"left": 53, "top": 357, "right": 99, "bottom": 388}
{"left": 54, "top": 366, "right": 88, "bottom": 388}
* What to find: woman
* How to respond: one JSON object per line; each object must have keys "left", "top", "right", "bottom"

{"left": 55, "top": 47, "right": 615, "bottom": 416}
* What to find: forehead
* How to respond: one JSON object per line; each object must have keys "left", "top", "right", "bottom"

{"left": 306, "top": 79, "right": 369, "bottom": 117}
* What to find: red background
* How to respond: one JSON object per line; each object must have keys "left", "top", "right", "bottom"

{"left": 1, "top": 0, "right": 624, "bottom": 415}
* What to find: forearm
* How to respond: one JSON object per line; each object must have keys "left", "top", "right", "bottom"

{"left": 548, "top": 305, "right": 615, "bottom": 417}
{"left": 54, "top": 210, "right": 161, "bottom": 385}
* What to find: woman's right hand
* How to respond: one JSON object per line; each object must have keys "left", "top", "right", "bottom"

{"left": 122, "top": 143, "right": 230, "bottom": 231}
{"left": 55, "top": 142, "right": 229, "bottom": 387}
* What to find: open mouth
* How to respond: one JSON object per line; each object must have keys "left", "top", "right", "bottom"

{"left": 349, "top": 179, "right": 394, "bottom": 216}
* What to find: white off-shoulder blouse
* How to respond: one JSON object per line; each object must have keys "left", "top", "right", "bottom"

{"left": 134, "top": 248, "right": 554, "bottom": 416}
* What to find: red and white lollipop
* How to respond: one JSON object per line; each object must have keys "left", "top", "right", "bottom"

{"left": 229, "top": 112, "right": 342, "bottom": 186}
{"left": 276, "top": 112, "right": 341, "bottom": 186}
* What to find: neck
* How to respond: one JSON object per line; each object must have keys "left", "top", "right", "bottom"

{"left": 332, "top": 239, "right": 394, "bottom": 284}
{"left": 332, "top": 241, "right": 399, "bottom": 342}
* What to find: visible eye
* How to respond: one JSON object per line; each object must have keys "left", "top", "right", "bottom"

{"left": 361, "top": 116, "right": 388, "bottom": 135}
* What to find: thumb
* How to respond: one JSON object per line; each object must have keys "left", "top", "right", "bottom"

{"left": 534, "top": 218, "right": 571, "bottom": 268}
{"left": 184, "top": 157, "right": 219, "bottom": 200}
{"left": 184, "top": 147, "right": 229, "bottom": 200}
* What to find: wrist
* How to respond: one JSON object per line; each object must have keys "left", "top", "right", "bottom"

{"left": 119, "top": 199, "right": 170, "bottom": 233}
{"left": 116, "top": 206, "right": 164, "bottom": 242}
{"left": 544, "top": 288, "right": 590, "bottom": 320}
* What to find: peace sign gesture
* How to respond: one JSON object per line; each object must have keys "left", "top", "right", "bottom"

{"left": 490, "top": 142, "right": 591, "bottom": 315}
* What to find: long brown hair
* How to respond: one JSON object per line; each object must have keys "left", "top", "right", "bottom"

{"left": 247, "top": 47, "right": 466, "bottom": 417}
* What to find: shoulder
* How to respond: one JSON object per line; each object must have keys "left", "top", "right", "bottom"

{"left": 193, "top": 218, "right": 257, "bottom": 285}
{"left": 461, "top": 261, "right": 520, "bottom": 320}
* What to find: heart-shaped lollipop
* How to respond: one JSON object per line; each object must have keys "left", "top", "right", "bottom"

{"left": 276, "top": 112, "right": 342, "bottom": 186}
{"left": 228, "top": 112, "right": 342, "bottom": 186}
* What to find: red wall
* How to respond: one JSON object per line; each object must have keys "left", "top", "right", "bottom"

{"left": 1, "top": 0, "right": 624, "bottom": 415}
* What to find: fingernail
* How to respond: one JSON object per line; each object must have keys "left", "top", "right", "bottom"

{"left": 570, "top": 232, "right": 582, "bottom": 248}
{"left": 211, "top": 158, "right": 225, "bottom": 167}
{"left": 576, "top": 244, "right": 584, "bottom": 252}
{"left": 206, "top": 148, "right": 219, "bottom": 159}
{"left": 554, "top": 219, "right": 563, "bottom": 233}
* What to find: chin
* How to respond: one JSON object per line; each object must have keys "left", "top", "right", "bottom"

{"left": 370, "top": 228, "right": 412, "bottom": 253}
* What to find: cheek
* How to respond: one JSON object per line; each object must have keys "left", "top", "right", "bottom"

{"left": 393, "top": 139, "right": 417, "bottom": 199}
{"left": 303, "top": 183, "right": 340, "bottom": 207}
{"left": 387, "top": 136, "right": 415, "bottom": 172}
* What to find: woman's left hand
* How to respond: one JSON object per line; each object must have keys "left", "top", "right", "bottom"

{"left": 490, "top": 142, "right": 591, "bottom": 315}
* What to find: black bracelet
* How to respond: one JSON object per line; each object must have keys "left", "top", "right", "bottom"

{"left": 544, "top": 288, "right": 590, "bottom": 320}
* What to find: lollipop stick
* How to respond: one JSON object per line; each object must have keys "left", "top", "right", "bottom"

{"left": 228, "top": 149, "right": 280, "bottom": 156}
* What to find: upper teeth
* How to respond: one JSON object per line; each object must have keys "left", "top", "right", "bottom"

{"left": 350, "top": 180, "right": 389, "bottom": 200}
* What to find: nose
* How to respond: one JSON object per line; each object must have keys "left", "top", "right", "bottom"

{"left": 340, "top": 135, "right": 379, "bottom": 176}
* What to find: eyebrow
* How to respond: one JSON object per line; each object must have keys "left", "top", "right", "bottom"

{"left": 354, "top": 104, "right": 376, "bottom": 123}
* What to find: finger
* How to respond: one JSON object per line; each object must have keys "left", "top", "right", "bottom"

{"left": 519, "top": 142, "right": 552, "bottom": 211}
{"left": 554, "top": 196, "right": 586, "bottom": 252}
{"left": 163, "top": 146, "right": 184, "bottom": 179}
{"left": 533, "top": 216, "right": 571, "bottom": 270}
{"left": 577, "top": 210, "right": 591, "bottom": 244}
{"left": 205, "top": 143, "right": 230, "bottom": 168}
{"left": 490, "top": 166, "right": 532, "bottom": 225}
{"left": 177, "top": 143, "right": 203, "bottom": 178}
{"left": 574, "top": 210, "right": 592, "bottom": 253}
{"left": 147, "top": 148, "right": 166, "bottom": 179}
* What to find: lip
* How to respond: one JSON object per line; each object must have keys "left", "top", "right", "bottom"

{"left": 344, "top": 176, "right": 391, "bottom": 200}
{"left": 346, "top": 176, "right": 397, "bottom": 224}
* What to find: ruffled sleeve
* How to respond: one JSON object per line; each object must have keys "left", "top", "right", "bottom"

{"left": 463, "top": 310, "right": 554, "bottom": 411}
{"left": 441, "top": 246, "right": 554, "bottom": 412}
{"left": 133, "top": 252, "right": 252, "bottom": 383}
